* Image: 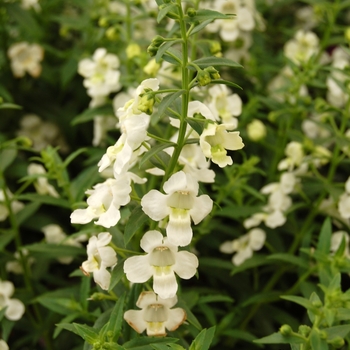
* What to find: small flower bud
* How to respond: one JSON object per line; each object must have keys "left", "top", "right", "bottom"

{"left": 98, "top": 17, "right": 108, "bottom": 27}
{"left": 197, "top": 69, "right": 211, "bottom": 86}
{"left": 143, "top": 59, "right": 161, "bottom": 76}
{"left": 138, "top": 93, "right": 156, "bottom": 115}
{"left": 319, "top": 330, "right": 327, "bottom": 340}
{"left": 311, "top": 300, "right": 322, "bottom": 308}
{"left": 126, "top": 43, "right": 141, "bottom": 59}
{"left": 187, "top": 7, "right": 197, "bottom": 17}
{"left": 106, "top": 27, "right": 119, "bottom": 41}
{"left": 147, "top": 44, "right": 158, "bottom": 57}
{"left": 16, "top": 136, "right": 33, "bottom": 147}
{"left": 210, "top": 41, "right": 222, "bottom": 55}
{"left": 329, "top": 336, "right": 345, "bottom": 349}
{"left": 247, "top": 119, "right": 267, "bottom": 141}
{"left": 152, "top": 35, "right": 165, "bottom": 47}
{"left": 280, "top": 324, "right": 292, "bottom": 336}
{"left": 298, "top": 325, "right": 311, "bottom": 337}
{"left": 205, "top": 66, "right": 220, "bottom": 80}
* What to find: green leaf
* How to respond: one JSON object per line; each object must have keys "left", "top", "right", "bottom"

{"left": 24, "top": 243, "right": 85, "bottom": 258}
{"left": 71, "top": 105, "right": 114, "bottom": 126}
{"left": 151, "top": 90, "right": 184, "bottom": 125}
{"left": 139, "top": 142, "right": 175, "bottom": 168}
{"left": 323, "top": 324, "right": 350, "bottom": 339}
{"left": 109, "top": 259, "right": 125, "bottom": 291}
{"left": 157, "top": 3, "right": 177, "bottom": 22}
{"left": 198, "top": 295, "right": 233, "bottom": 304}
{"left": 309, "top": 329, "right": 328, "bottom": 350}
{"left": 155, "top": 40, "right": 182, "bottom": 63}
{"left": 241, "top": 291, "right": 281, "bottom": 307}
{"left": 281, "top": 295, "right": 318, "bottom": 314}
{"left": 0, "top": 230, "right": 15, "bottom": 250}
{"left": 37, "top": 295, "right": 82, "bottom": 315}
{"left": 191, "top": 56, "right": 242, "bottom": 69}
{"left": 189, "top": 326, "right": 216, "bottom": 350}
{"left": 307, "top": 292, "right": 322, "bottom": 323}
{"left": 335, "top": 308, "right": 350, "bottom": 322}
{"left": 54, "top": 313, "right": 81, "bottom": 338}
{"left": 151, "top": 345, "right": 185, "bottom": 350}
{"left": 254, "top": 332, "right": 305, "bottom": 344}
{"left": 124, "top": 206, "right": 149, "bottom": 245}
{"left": 208, "top": 79, "right": 243, "bottom": 90}
{"left": 63, "top": 148, "right": 87, "bottom": 168}
{"left": 0, "top": 148, "right": 17, "bottom": 172}
{"left": 316, "top": 217, "right": 332, "bottom": 254}
{"left": 105, "top": 293, "right": 126, "bottom": 342}
{"left": 199, "top": 257, "right": 233, "bottom": 270}
{"left": 0, "top": 103, "right": 22, "bottom": 110}
{"left": 185, "top": 117, "right": 207, "bottom": 135}
{"left": 189, "top": 19, "right": 214, "bottom": 36}
{"left": 123, "top": 337, "right": 178, "bottom": 349}
{"left": 55, "top": 322, "right": 80, "bottom": 336}
{"left": 17, "top": 193, "right": 70, "bottom": 208}
{"left": 267, "top": 253, "right": 309, "bottom": 269}
{"left": 188, "top": 9, "right": 235, "bottom": 22}
{"left": 177, "top": 297, "right": 202, "bottom": 330}
{"left": 15, "top": 201, "right": 41, "bottom": 225}
{"left": 162, "top": 47, "right": 182, "bottom": 66}
{"left": 231, "top": 255, "right": 270, "bottom": 276}
{"left": 73, "top": 323, "right": 99, "bottom": 344}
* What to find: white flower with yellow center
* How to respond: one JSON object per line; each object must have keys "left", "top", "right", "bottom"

{"left": 70, "top": 176, "right": 131, "bottom": 228}
{"left": 78, "top": 48, "right": 121, "bottom": 98}
{"left": 141, "top": 171, "right": 213, "bottom": 246}
{"left": 81, "top": 232, "right": 117, "bottom": 290}
{"left": 124, "top": 230, "right": 198, "bottom": 299}
{"left": 200, "top": 123, "right": 244, "bottom": 168}
{"left": 124, "top": 291, "right": 186, "bottom": 337}
{"left": 220, "top": 228, "right": 266, "bottom": 265}
{"left": 27, "top": 163, "right": 59, "bottom": 198}
{"left": 7, "top": 42, "right": 44, "bottom": 78}
{"left": 338, "top": 177, "right": 350, "bottom": 220}
{"left": 0, "top": 280, "right": 25, "bottom": 321}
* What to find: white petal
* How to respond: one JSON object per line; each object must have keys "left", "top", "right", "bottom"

{"left": 70, "top": 208, "right": 94, "bottom": 224}
{"left": 165, "top": 308, "right": 186, "bottom": 331}
{"left": 140, "top": 230, "right": 164, "bottom": 253}
{"left": 153, "top": 272, "right": 178, "bottom": 299}
{"left": 94, "top": 205, "right": 121, "bottom": 228}
{"left": 167, "top": 210, "right": 193, "bottom": 247}
{"left": 219, "top": 240, "right": 235, "bottom": 254}
{"left": 232, "top": 247, "right": 252, "bottom": 266}
{"left": 5, "top": 298, "right": 25, "bottom": 321}
{"left": 136, "top": 290, "right": 158, "bottom": 308}
{"left": 141, "top": 190, "right": 169, "bottom": 221}
{"left": 264, "top": 210, "right": 286, "bottom": 228}
{"left": 163, "top": 171, "right": 190, "bottom": 194}
{"left": 0, "top": 281, "right": 14, "bottom": 298}
{"left": 248, "top": 228, "right": 266, "bottom": 250}
{"left": 97, "top": 232, "right": 112, "bottom": 246}
{"left": 98, "top": 246, "right": 117, "bottom": 267}
{"left": 173, "top": 251, "right": 198, "bottom": 279}
{"left": 190, "top": 195, "right": 213, "bottom": 224}
{"left": 124, "top": 309, "right": 147, "bottom": 334}
{"left": 124, "top": 256, "right": 153, "bottom": 283}
{"left": 93, "top": 267, "right": 111, "bottom": 290}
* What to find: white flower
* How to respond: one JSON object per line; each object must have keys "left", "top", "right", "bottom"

{"left": 220, "top": 228, "right": 266, "bottom": 265}
{"left": 42, "top": 224, "right": 83, "bottom": 264}
{"left": 278, "top": 141, "right": 304, "bottom": 171}
{"left": 301, "top": 114, "right": 331, "bottom": 139}
{"left": 124, "top": 291, "right": 186, "bottom": 336}
{"left": 70, "top": 176, "right": 131, "bottom": 228}
{"left": 7, "top": 42, "right": 44, "bottom": 78}
{"left": 27, "top": 163, "right": 59, "bottom": 197}
{"left": 284, "top": 30, "right": 319, "bottom": 65}
{"left": 81, "top": 232, "right": 117, "bottom": 290}
{"left": 338, "top": 177, "right": 350, "bottom": 220}
{"left": 330, "top": 231, "right": 350, "bottom": 257}
{"left": 247, "top": 119, "right": 267, "bottom": 141}
{"left": 21, "top": 0, "right": 40, "bottom": 11}
{"left": 6, "top": 249, "right": 34, "bottom": 275}
{"left": 0, "top": 280, "right": 25, "bottom": 321}
{"left": 0, "top": 189, "right": 24, "bottom": 222}
{"left": 78, "top": 48, "right": 121, "bottom": 98}
{"left": 0, "top": 340, "right": 9, "bottom": 350}
{"left": 199, "top": 123, "right": 244, "bottom": 168}
{"left": 141, "top": 171, "right": 213, "bottom": 246}
{"left": 206, "top": 85, "right": 242, "bottom": 126}
{"left": 124, "top": 230, "right": 198, "bottom": 299}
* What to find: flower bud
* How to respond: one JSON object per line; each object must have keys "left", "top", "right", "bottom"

{"left": 205, "top": 66, "right": 220, "bottom": 80}
{"left": 311, "top": 299, "right": 322, "bottom": 308}
{"left": 298, "top": 325, "right": 311, "bottom": 337}
{"left": 187, "top": 7, "right": 197, "bottom": 17}
{"left": 98, "top": 17, "right": 108, "bottom": 27}
{"left": 247, "top": 119, "right": 266, "bottom": 141}
{"left": 280, "top": 324, "right": 292, "bottom": 336}
{"left": 106, "top": 27, "right": 119, "bottom": 41}
{"left": 329, "top": 336, "right": 345, "bottom": 349}
{"left": 210, "top": 41, "right": 222, "bottom": 55}
{"left": 147, "top": 44, "right": 158, "bottom": 57}
{"left": 197, "top": 70, "right": 211, "bottom": 86}
{"left": 138, "top": 93, "right": 156, "bottom": 115}
{"left": 126, "top": 43, "right": 141, "bottom": 59}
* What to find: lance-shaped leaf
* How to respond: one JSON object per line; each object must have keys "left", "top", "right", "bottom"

{"left": 191, "top": 56, "right": 243, "bottom": 69}
{"left": 189, "top": 327, "right": 216, "bottom": 350}
{"left": 157, "top": 3, "right": 177, "bottom": 22}
{"left": 124, "top": 206, "right": 149, "bottom": 245}
{"left": 71, "top": 105, "right": 114, "bottom": 125}
{"left": 104, "top": 293, "right": 126, "bottom": 342}
{"left": 316, "top": 217, "right": 332, "bottom": 254}
{"left": 139, "top": 142, "right": 175, "bottom": 168}
{"left": 254, "top": 332, "right": 305, "bottom": 344}
{"left": 156, "top": 39, "right": 182, "bottom": 63}
{"left": 73, "top": 323, "right": 99, "bottom": 344}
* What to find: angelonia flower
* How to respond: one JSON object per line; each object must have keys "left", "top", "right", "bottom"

{"left": 278, "top": 141, "right": 305, "bottom": 172}
{"left": 338, "top": 177, "right": 350, "bottom": 220}
{"left": 42, "top": 224, "right": 85, "bottom": 264}
{"left": 283, "top": 30, "right": 319, "bottom": 65}
{"left": 124, "top": 291, "right": 186, "bottom": 336}
{"left": 0, "top": 280, "right": 25, "bottom": 321}
{"left": 27, "top": 163, "right": 59, "bottom": 198}
{"left": 78, "top": 48, "right": 121, "bottom": 99}
{"left": 70, "top": 176, "right": 132, "bottom": 228}
{"left": 81, "top": 232, "right": 117, "bottom": 290}
{"left": 220, "top": 228, "right": 266, "bottom": 265}
{"left": 16, "top": 114, "right": 69, "bottom": 152}
{"left": 301, "top": 114, "right": 330, "bottom": 140}
{"left": 141, "top": 171, "right": 213, "bottom": 246}
{"left": 0, "top": 189, "right": 24, "bottom": 222}
{"left": 202, "top": 0, "right": 256, "bottom": 42}
{"left": 330, "top": 231, "right": 350, "bottom": 258}
{"left": 21, "top": 0, "right": 41, "bottom": 11}
{"left": 199, "top": 122, "right": 244, "bottom": 168}
{"left": 7, "top": 42, "right": 44, "bottom": 78}
{"left": 124, "top": 230, "right": 198, "bottom": 299}
{"left": 326, "top": 47, "right": 350, "bottom": 108}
